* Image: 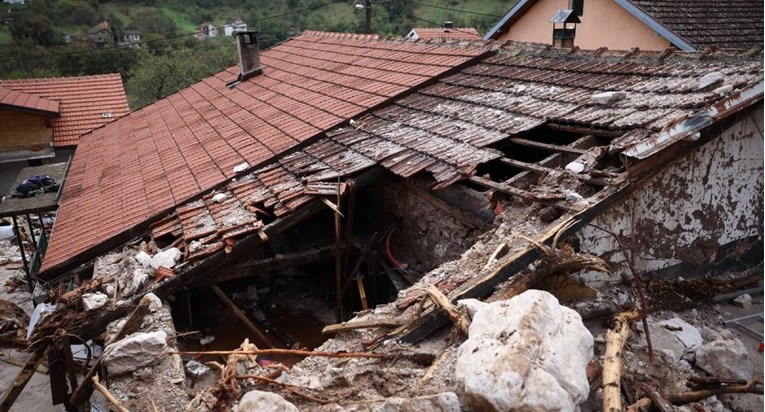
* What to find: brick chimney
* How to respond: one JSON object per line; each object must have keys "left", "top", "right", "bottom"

{"left": 235, "top": 31, "right": 262, "bottom": 81}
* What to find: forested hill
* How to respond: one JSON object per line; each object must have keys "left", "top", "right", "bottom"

{"left": 0, "top": 0, "right": 511, "bottom": 108}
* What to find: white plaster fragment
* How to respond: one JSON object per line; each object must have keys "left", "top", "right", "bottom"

{"left": 212, "top": 193, "right": 227, "bottom": 203}
{"left": 150, "top": 247, "right": 182, "bottom": 269}
{"left": 565, "top": 161, "right": 586, "bottom": 173}
{"left": 82, "top": 292, "right": 109, "bottom": 311}
{"left": 233, "top": 162, "right": 249, "bottom": 173}
{"left": 134, "top": 251, "right": 152, "bottom": 268}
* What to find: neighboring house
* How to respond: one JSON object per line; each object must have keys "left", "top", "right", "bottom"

{"left": 87, "top": 21, "right": 113, "bottom": 48}
{"left": 0, "top": 74, "right": 129, "bottom": 194}
{"left": 120, "top": 30, "right": 142, "bottom": 47}
{"left": 484, "top": 0, "right": 764, "bottom": 51}
{"left": 223, "top": 18, "right": 247, "bottom": 36}
{"left": 196, "top": 22, "right": 218, "bottom": 39}
{"left": 406, "top": 26, "right": 482, "bottom": 41}
{"left": 1, "top": 0, "right": 27, "bottom": 4}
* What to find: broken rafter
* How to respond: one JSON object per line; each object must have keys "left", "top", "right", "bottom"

{"left": 169, "top": 349, "right": 388, "bottom": 359}
{"left": 322, "top": 317, "right": 409, "bottom": 335}
{"left": 508, "top": 137, "right": 588, "bottom": 155}
{"left": 498, "top": 157, "right": 608, "bottom": 187}
{"left": 467, "top": 176, "right": 574, "bottom": 211}
{"left": 209, "top": 285, "right": 278, "bottom": 348}
{"left": 546, "top": 123, "right": 624, "bottom": 138}
{"left": 0, "top": 351, "right": 43, "bottom": 411}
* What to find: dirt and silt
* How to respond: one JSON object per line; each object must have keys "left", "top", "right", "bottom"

{"left": 1, "top": 172, "right": 763, "bottom": 411}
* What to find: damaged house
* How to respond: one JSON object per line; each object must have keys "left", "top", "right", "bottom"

{"left": 1, "top": 30, "right": 763, "bottom": 411}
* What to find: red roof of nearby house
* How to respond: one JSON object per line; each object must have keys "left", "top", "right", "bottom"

{"left": 412, "top": 27, "right": 482, "bottom": 41}
{"left": 0, "top": 87, "right": 60, "bottom": 116}
{"left": 39, "top": 31, "right": 486, "bottom": 275}
{"left": 0, "top": 74, "right": 129, "bottom": 147}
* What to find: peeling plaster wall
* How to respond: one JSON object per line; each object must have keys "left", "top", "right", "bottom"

{"left": 577, "top": 104, "right": 764, "bottom": 285}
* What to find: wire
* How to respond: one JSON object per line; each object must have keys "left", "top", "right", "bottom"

{"left": 0, "top": 1, "right": 344, "bottom": 62}
{"left": 410, "top": 1, "right": 502, "bottom": 18}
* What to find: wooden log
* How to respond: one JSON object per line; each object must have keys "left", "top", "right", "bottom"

{"left": 0, "top": 351, "right": 43, "bottom": 411}
{"left": 421, "top": 286, "right": 469, "bottom": 336}
{"left": 91, "top": 374, "right": 129, "bottom": 412}
{"left": 209, "top": 285, "right": 277, "bottom": 348}
{"left": 509, "top": 137, "right": 588, "bottom": 155}
{"left": 169, "top": 349, "right": 388, "bottom": 359}
{"left": 333, "top": 190, "right": 343, "bottom": 322}
{"left": 641, "top": 384, "right": 673, "bottom": 412}
{"left": 625, "top": 397, "right": 652, "bottom": 412}
{"left": 603, "top": 310, "right": 640, "bottom": 412}
{"left": 498, "top": 157, "right": 608, "bottom": 186}
{"left": 322, "top": 318, "right": 409, "bottom": 335}
{"left": 667, "top": 380, "right": 763, "bottom": 405}
{"left": 69, "top": 294, "right": 152, "bottom": 406}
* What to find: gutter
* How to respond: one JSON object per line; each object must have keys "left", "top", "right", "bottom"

{"left": 622, "top": 80, "right": 764, "bottom": 160}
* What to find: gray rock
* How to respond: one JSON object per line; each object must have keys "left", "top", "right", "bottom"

{"left": 144, "top": 293, "right": 163, "bottom": 312}
{"left": 375, "top": 392, "right": 460, "bottom": 412}
{"left": 134, "top": 251, "right": 152, "bottom": 268}
{"left": 102, "top": 330, "right": 167, "bottom": 376}
{"left": 82, "top": 293, "right": 109, "bottom": 311}
{"left": 698, "top": 71, "right": 724, "bottom": 90}
{"left": 234, "top": 390, "right": 298, "bottom": 412}
{"left": 647, "top": 317, "right": 703, "bottom": 361}
{"left": 455, "top": 290, "right": 593, "bottom": 411}
{"left": 696, "top": 339, "right": 752, "bottom": 380}
{"left": 732, "top": 293, "right": 752, "bottom": 308}
{"left": 185, "top": 360, "right": 210, "bottom": 378}
{"left": 591, "top": 91, "right": 627, "bottom": 105}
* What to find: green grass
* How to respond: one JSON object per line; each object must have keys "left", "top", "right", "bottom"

{"left": 158, "top": 6, "right": 197, "bottom": 33}
{"left": 0, "top": 26, "right": 12, "bottom": 44}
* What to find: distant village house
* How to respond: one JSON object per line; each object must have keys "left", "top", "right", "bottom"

{"left": 223, "top": 18, "right": 247, "bottom": 36}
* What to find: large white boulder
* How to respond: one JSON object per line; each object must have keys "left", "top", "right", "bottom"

{"left": 455, "top": 290, "right": 593, "bottom": 412}
{"left": 695, "top": 338, "right": 752, "bottom": 380}
{"left": 102, "top": 330, "right": 167, "bottom": 376}
{"left": 234, "top": 390, "right": 299, "bottom": 412}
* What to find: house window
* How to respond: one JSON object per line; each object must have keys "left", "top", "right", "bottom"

{"left": 571, "top": 0, "right": 584, "bottom": 16}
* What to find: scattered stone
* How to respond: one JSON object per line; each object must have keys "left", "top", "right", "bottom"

{"left": 538, "top": 206, "right": 562, "bottom": 223}
{"left": 712, "top": 84, "right": 733, "bottom": 95}
{"left": 234, "top": 390, "right": 299, "bottom": 412}
{"left": 82, "top": 292, "right": 109, "bottom": 311}
{"left": 134, "top": 251, "right": 152, "bottom": 268}
{"left": 732, "top": 293, "right": 752, "bottom": 308}
{"left": 150, "top": 248, "right": 182, "bottom": 269}
{"left": 698, "top": 71, "right": 724, "bottom": 90}
{"left": 212, "top": 193, "right": 227, "bottom": 203}
{"left": 695, "top": 338, "right": 752, "bottom": 380}
{"left": 121, "top": 270, "right": 149, "bottom": 296}
{"left": 646, "top": 317, "right": 702, "bottom": 361}
{"left": 185, "top": 360, "right": 210, "bottom": 378}
{"left": 375, "top": 392, "right": 461, "bottom": 412}
{"left": 102, "top": 330, "right": 168, "bottom": 376}
{"left": 144, "top": 293, "right": 163, "bottom": 312}
{"left": 591, "top": 91, "right": 627, "bottom": 105}
{"left": 455, "top": 290, "right": 593, "bottom": 411}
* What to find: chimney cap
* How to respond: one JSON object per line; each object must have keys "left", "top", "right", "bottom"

{"left": 444, "top": 21, "right": 454, "bottom": 29}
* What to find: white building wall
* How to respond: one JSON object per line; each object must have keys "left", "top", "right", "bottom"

{"left": 576, "top": 104, "right": 764, "bottom": 285}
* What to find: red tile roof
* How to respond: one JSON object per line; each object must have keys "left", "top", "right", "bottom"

{"left": 0, "top": 87, "right": 60, "bottom": 116}
{"left": 0, "top": 74, "right": 129, "bottom": 147}
{"left": 39, "top": 32, "right": 486, "bottom": 276}
{"left": 116, "top": 45, "right": 765, "bottom": 278}
{"left": 412, "top": 27, "right": 482, "bottom": 41}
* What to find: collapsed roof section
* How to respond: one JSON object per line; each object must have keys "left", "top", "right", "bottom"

{"left": 39, "top": 32, "right": 488, "bottom": 277}
{"left": 0, "top": 74, "right": 129, "bottom": 147}
{"left": 39, "top": 41, "right": 764, "bottom": 286}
